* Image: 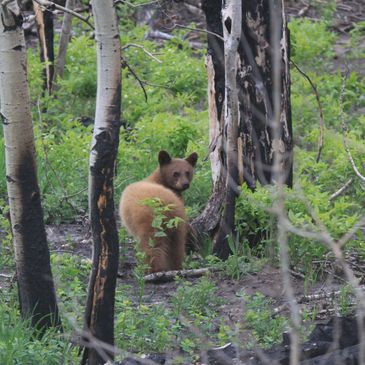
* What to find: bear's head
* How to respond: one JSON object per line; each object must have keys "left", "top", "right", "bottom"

{"left": 158, "top": 150, "right": 198, "bottom": 194}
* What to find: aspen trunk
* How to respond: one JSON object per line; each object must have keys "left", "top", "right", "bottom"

{"left": 0, "top": 0, "right": 60, "bottom": 330}
{"left": 81, "top": 0, "right": 121, "bottom": 364}
{"left": 54, "top": 0, "right": 74, "bottom": 82}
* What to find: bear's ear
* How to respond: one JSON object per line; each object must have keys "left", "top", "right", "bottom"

{"left": 158, "top": 150, "right": 172, "bottom": 165}
{"left": 186, "top": 152, "right": 198, "bottom": 167}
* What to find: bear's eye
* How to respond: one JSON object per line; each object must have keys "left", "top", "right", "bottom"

{"left": 185, "top": 171, "right": 190, "bottom": 178}
{"left": 173, "top": 171, "right": 180, "bottom": 178}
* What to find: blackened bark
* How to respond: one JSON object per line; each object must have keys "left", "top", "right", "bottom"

{"left": 202, "top": 0, "right": 224, "bottom": 123}
{"left": 83, "top": 130, "right": 120, "bottom": 364}
{"left": 81, "top": 0, "right": 121, "bottom": 363}
{"left": 238, "top": 0, "right": 292, "bottom": 188}
{"left": 15, "top": 152, "right": 61, "bottom": 329}
{"left": 193, "top": 0, "right": 292, "bottom": 256}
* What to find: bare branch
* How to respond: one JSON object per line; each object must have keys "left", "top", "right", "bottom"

{"left": 122, "top": 57, "right": 148, "bottom": 101}
{"left": 165, "top": 23, "right": 224, "bottom": 41}
{"left": 291, "top": 59, "right": 325, "bottom": 163}
{"left": 114, "top": 0, "right": 159, "bottom": 7}
{"left": 329, "top": 178, "right": 353, "bottom": 201}
{"left": 122, "top": 43, "right": 162, "bottom": 63}
{"left": 32, "top": 0, "right": 94, "bottom": 29}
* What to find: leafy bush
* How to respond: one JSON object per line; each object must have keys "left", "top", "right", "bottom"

{"left": 289, "top": 19, "right": 337, "bottom": 68}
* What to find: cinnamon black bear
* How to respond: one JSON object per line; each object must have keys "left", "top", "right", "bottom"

{"left": 119, "top": 150, "right": 198, "bottom": 273}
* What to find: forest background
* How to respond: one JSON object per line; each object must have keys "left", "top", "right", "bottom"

{"left": 0, "top": 0, "right": 364, "bottom": 364}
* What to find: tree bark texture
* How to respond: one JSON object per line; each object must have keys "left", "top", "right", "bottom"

{"left": 212, "top": 0, "right": 242, "bottom": 259}
{"left": 0, "top": 0, "right": 60, "bottom": 330}
{"left": 238, "top": 0, "right": 292, "bottom": 188}
{"left": 33, "top": 1, "right": 54, "bottom": 93}
{"left": 81, "top": 0, "right": 121, "bottom": 364}
{"left": 191, "top": 0, "right": 225, "bottom": 240}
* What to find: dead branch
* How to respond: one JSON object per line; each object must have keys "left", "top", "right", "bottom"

{"left": 165, "top": 23, "right": 224, "bottom": 42}
{"left": 114, "top": 0, "right": 159, "bottom": 7}
{"left": 339, "top": 70, "right": 365, "bottom": 184}
{"left": 291, "top": 60, "right": 325, "bottom": 163}
{"left": 122, "top": 43, "right": 162, "bottom": 63}
{"left": 32, "top": 0, "right": 94, "bottom": 29}
{"left": 143, "top": 268, "right": 210, "bottom": 283}
{"left": 122, "top": 58, "right": 148, "bottom": 101}
{"left": 329, "top": 178, "right": 353, "bottom": 201}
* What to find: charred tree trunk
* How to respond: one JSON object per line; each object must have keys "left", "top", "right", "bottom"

{"left": 190, "top": 0, "right": 225, "bottom": 240}
{"left": 238, "top": 0, "right": 292, "bottom": 188}
{"left": 81, "top": 0, "right": 121, "bottom": 364}
{"left": 33, "top": 1, "right": 54, "bottom": 93}
{"left": 0, "top": 0, "right": 60, "bottom": 330}
{"left": 192, "top": 0, "right": 292, "bottom": 257}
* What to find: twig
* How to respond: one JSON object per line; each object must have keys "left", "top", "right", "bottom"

{"left": 329, "top": 178, "right": 353, "bottom": 201}
{"left": 339, "top": 69, "right": 365, "bottom": 184}
{"left": 144, "top": 268, "right": 210, "bottom": 283}
{"left": 0, "top": 273, "right": 12, "bottom": 278}
{"left": 122, "top": 58, "right": 148, "bottom": 102}
{"left": 122, "top": 43, "right": 162, "bottom": 63}
{"left": 291, "top": 60, "right": 325, "bottom": 163}
{"left": 32, "top": 0, "right": 94, "bottom": 29}
{"left": 165, "top": 23, "right": 224, "bottom": 42}
{"left": 114, "top": 0, "right": 159, "bottom": 7}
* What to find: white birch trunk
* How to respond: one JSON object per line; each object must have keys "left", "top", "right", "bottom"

{"left": 0, "top": 0, "right": 60, "bottom": 328}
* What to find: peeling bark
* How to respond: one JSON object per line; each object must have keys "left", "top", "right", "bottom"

{"left": 0, "top": 0, "right": 60, "bottom": 330}
{"left": 212, "top": 0, "right": 242, "bottom": 260}
{"left": 81, "top": 0, "right": 121, "bottom": 364}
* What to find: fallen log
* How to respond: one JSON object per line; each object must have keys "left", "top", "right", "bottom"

{"left": 143, "top": 268, "right": 211, "bottom": 283}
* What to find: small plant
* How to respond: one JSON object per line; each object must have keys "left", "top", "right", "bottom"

{"left": 140, "top": 197, "right": 183, "bottom": 238}
{"left": 337, "top": 284, "right": 354, "bottom": 316}
{"left": 133, "top": 249, "right": 149, "bottom": 304}
{"left": 171, "top": 276, "right": 223, "bottom": 318}
{"left": 242, "top": 292, "right": 287, "bottom": 348}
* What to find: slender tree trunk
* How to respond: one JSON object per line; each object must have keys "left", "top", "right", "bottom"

{"left": 212, "top": 0, "right": 242, "bottom": 259}
{"left": 33, "top": 1, "right": 54, "bottom": 93}
{"left": 0, "top": 0, "right": 60, "bottom": 330}
{"left": 54, "top": 0, "right": 74, "bottom": 82}
{"left": 190, "top": 0, "right": 225, "bottom": 239}
{"left": 81, "top": 0, "right": 121, "bottom": 364}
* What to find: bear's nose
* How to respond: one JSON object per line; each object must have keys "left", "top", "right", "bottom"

{"left": 183, "top": 183, "right": 190, "bottom": 190}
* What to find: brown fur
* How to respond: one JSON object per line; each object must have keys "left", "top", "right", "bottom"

{"left": 119, "top": 150, "right": 198, "bottom": 273}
